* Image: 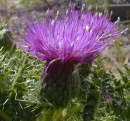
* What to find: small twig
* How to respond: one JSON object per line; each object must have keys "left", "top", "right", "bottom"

{"left": 93, "top": 79, "right": 102, "bottom": 119}
{"left": 43, "top": 0, "right": 53, "bottom": 9}
{"left": 119, "top": 20, "right": 130, "bottom": 24}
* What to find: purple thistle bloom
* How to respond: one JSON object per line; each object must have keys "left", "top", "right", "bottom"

{"left": 11, "top": 4, "right": 127, "bottom": 107}
{"left": 11, "top": 5, "right": 126, "bottom": 64}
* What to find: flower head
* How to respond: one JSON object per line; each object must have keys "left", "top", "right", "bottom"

{"left": 11, "top": 4, "right": 127, "bottom": 107}
{"left": 12, "top": 5, "right": 126, "bottom": 64}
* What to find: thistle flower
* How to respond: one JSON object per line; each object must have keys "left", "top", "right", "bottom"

{"left": 11, "top": 4, "right": 126, "bottom": 107}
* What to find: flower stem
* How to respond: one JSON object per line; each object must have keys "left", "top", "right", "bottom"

{"left": 64, "top": 103, "right": 84, "bottom": 120}
{"left": 12, "top": 53, "right": 28, "bottom": 88}
{"left": 0, "top": 110, "right": 12, "bottom": 121}
{"left": 43, "top": 109, "right": 54, "bottom": 121}
{"left": 3, "top": 53, "right": 28, "bottom": 105}
{"left": 53, "top": 108, "right": 64, "bottom": 121}
{"left": 93, "top": 79, "right": 102, "bottom": 119}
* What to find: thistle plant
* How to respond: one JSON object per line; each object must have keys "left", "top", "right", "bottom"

{"left": 0, "top": 23, "right": 13, "bottom": 53}
{"left": 8, "top": 3, "right": 128, "bottom": 121}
